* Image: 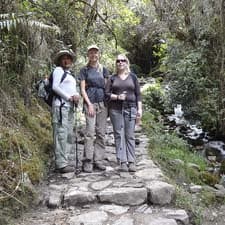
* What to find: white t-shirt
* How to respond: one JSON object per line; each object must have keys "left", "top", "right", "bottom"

{"left": 52, "top": 67, "right": 78, "bottom": 107}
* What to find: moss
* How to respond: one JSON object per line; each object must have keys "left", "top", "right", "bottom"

{"left": 23, "top": 155, "right": 45, "bottom": 183}
{"left": 199, "top": 171, "right": 220, "bottom": 186}
{"left": 0, "top": 96, "right": 52, "bottom": 221}
{"left": 219, "top": 160, "right": 225, "bottom": 174}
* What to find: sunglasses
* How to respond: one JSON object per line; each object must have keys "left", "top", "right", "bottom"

{"left": 116, "top": 59, "right": 127, "bottom": 63}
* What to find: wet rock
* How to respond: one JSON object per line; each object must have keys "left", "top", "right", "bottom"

{"left": 204, "top": 141, "right": 225, "bottom": 162}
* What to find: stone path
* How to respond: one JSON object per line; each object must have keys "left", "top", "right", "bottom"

{"left": 16, "top": 122, "right": 189, "bottom": 225}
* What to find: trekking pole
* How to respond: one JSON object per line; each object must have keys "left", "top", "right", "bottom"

{"left": 119, "top": 91, "right": 127, "bottom": 166}
{"left": 74, "top": 102, "right": 80, "bottom": 175}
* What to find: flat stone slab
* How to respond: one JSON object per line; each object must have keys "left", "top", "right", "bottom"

{"left": 112, "top": 215, "right": 134, "bottom": 225}
{"left": 135, "top": 168, "right": 164, "bottom": 180}
{"left": 91, "top": 180, "right": 113, "bottom": 190}
{"left": 64, "top": 188, "right": 96, "bottom": 206}
{"left": 68, "top": 211, "right": 108, "bottom": 225}
{"left": 135, "top": 215, "right": 178, "bottom": 225}
{"left": 99, "top": 204, "right": 129, "bottom": 215}
{"left": 98, "top": 187, "right": 147, "bottom": 205}
{"left": 163, "top": 209, "right": 189, "bottom": 225}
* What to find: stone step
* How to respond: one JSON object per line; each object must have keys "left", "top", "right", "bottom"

{"left": 47, "top": 159, "right": 176, "bottom": 209}
{"left": 15, "top": 130, "right": 191, "bottom": 225}
{"left": 16, "top": 204, "right": 189, "bottom": 225}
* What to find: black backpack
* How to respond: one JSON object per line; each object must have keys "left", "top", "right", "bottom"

{"left": 36, "top": 71, "right": 67, "bottom": 107}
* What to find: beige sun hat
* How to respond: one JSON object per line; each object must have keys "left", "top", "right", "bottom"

{"left": 87, "top": 44, "right": 100, "bottom": 52}
{"left": 54, "top": 49, "right": 75, "bottom": 66}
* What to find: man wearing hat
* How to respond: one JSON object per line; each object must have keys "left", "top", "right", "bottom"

{"left": 52, "top": 49, "right": 80, "bottom": 173}
{"left": 79, "top": 44, "right": 109, "bottom": 173}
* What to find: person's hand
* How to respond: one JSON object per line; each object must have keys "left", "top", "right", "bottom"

{"left": 88, "top": 104, "right": 95, "bottom": 117}
{"left": 137, "top": 109, "right": 142, "bottom": 118}
{"left": 136, "top": 109, "right": 142, "bottom": 125}
{"left": 118, "top": 92, "right": 127, "bottom": 101}
{"left": 72, "top": 95, "right": 80, "bottom": 103}
{"left": 69, "top": 95, "right": 80, "bottom": 104}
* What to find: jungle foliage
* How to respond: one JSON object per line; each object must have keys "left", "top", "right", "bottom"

{"left": 153, "top": 0, "right": 225, "bottom": 136}
{"left": 1, "top": 0, "right": 225, "bottom": 222}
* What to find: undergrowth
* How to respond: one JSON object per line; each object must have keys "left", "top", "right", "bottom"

{"left": 142, "top": 112, "right": 221, "bottom": 224}
{"left": 0, "top": 91, "right": 52, "bottom": 223}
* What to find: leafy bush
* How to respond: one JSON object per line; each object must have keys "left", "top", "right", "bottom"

{"left": 142, "top": 82, "right": 165, "bottom": 117}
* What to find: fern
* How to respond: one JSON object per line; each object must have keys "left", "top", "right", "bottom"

{"left": 0, "top": 12, "right": 60, "bottom": 33}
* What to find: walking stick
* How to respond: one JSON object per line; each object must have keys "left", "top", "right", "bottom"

{"left": 74, "top": 103, "right": 80, "bottom": 175}
{"left": 119, "top": 91, "right": 127, "bottom": 166}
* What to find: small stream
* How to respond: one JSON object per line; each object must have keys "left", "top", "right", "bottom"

{"left": 166, "top": 104, "right": 225, "bottom": 167}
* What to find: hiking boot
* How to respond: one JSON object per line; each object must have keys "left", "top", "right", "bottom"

{"left": 94, "top": 162, "right": 106, "bottom": 171}
{"left": 128, "top": 162, "right": 136, "bottom": 172}
{"left": 83, "top": 162, "right": 93, "bottom": 173}
{"left": 58, "top": 165, "right": 74, "bottom": 173}
{"left": 120, "top": 162, "right": 128, "bottom": 172}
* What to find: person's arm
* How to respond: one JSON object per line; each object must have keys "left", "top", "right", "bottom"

{"left": 137, "top": 101, "right": 142, "bottom": 117}
{"left": 105, "top": 75, "right": 122, "bottom": 101}
{"left": 80, "top": 73, "right": 95, "bottom": 117}
{"left": 52, "top": 67, "right": 70, "bottom": 100}
{"left": 103, "top": 67, "right": 110, "bottom": 84}
{"left": 134, "top": 75, "right": 142, "bottom": 118}
{"left": 80, "top": 80, "right": 92, "bottom": 106}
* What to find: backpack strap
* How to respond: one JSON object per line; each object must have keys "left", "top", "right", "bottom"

{"left": 58, "top": 71, "right": 68, "bottom": 124}
{"left": 60, "top": 71, "right": 67, "bottom": 83}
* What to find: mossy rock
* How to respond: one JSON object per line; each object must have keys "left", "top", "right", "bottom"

{"left": 219, "top": 160, "right": 225, "bottom": 175}
{"left": 199, "top": 171, "right": 219, "bottom": 186}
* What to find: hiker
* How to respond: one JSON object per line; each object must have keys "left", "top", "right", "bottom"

{"left": 52, "top": 49, "right": 80, "bottom": 173}
{"left": 105, "top": 54, "right": 142, "bottom": 172}
{"left": 79, "top": 45, "right": 109, "bottom": 172}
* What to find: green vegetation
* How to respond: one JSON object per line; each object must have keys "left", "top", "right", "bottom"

{"left": 142, "top": 111, "right": 207, "bottom": 185}
{"left": 1, "top": 0, "right": 225, "bottom": 223}
{"left": 0, "top": 91, "right": 52, "bottom": 222}
{"left": 142, "top": 84, "right": 224, "bottom": 224}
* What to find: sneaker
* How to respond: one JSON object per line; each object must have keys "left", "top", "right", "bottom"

{"left": 128, "top": 162, "right": 136, "bottom": 172}
{"left": 58, "top": 165, "right": 74, "bottom": 173}
{"left": 120, "top": 162, "right": 128, "bottom": 172}
{"left": 94, "top": 162, "right": 106, "bottom": 171}
{"left": 83, "top": 162, "right": 93, "bottom": 173}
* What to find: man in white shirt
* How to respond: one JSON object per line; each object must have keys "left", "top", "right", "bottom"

{"left": 52, "top": 49, "right": 80, "bottom": 173}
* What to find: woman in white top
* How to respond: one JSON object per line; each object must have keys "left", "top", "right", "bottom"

{"left": 52, "top": 49, "right": 80, "bottom": 173}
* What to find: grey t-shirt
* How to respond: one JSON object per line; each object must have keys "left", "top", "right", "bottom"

{"left": 79, "top": 66, "right": 109, "bottom": 103}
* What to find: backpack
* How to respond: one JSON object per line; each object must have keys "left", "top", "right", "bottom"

{"left": 36, "top": 71, "right": 67, "bottom": 107}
